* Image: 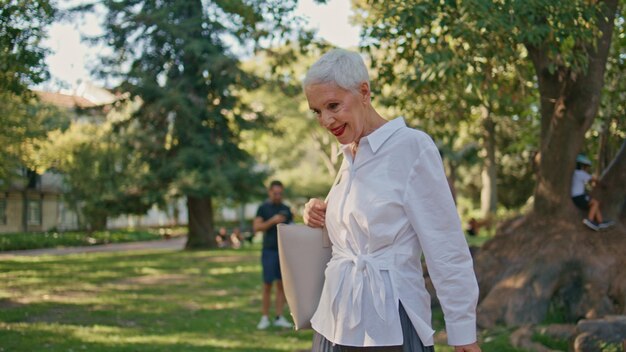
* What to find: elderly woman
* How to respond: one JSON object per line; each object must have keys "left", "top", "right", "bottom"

{"left": 303, "top": 49, "right": 481, "bottom": 352}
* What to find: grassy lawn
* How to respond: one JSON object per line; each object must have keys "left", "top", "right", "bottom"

{"left": 0, "top": 244, "right": 529, "bottom": 351}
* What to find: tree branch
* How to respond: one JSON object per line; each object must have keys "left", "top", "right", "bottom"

{"left": 595, "top": 139, "right": 626, "bottom": 220}
{"left": 310, "top": 130, "right": 337, "bottom": 177}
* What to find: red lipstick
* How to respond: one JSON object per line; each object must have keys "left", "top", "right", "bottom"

{"left": 330, "top": 124, "right": 346, "bottom": 136}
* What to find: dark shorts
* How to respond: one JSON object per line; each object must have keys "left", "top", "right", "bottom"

{"left": 261, "top": 249, "right": 282, "bottom": 284}
{"left": 572, "top": 194, "right": 590, "bottom": 210}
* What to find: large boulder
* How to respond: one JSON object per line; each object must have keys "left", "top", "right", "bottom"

{"left": 573, "top": 315, "right": 626, "bottom": 352}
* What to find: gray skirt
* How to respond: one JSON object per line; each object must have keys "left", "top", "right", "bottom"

{"left": 311, "top": 303, "right": 435, "bottom": 352}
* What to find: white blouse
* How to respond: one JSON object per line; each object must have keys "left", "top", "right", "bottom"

{"left": 310, "top": 117, "right": 478, "bottom": 347}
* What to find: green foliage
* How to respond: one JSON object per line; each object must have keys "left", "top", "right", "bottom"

{"left": 0, "top": 0, "right": 58, "bottom": 186}
{"left": 37, "top": 99, "right": 156, "bottom": 229}
{"left": 479, "top": 327, "right": 528, "bottom": 352}
{"left": 598, "top": 341, "right": 623, "bottom": 352}
{"left": 496, "top": 114, "right": 539, "bottom": 209}
{"left": 0, "top": 229, "right": 164, "bottom": 251}
{"left": 239, "top": 48, "right": 341, "bottom": 198}
{"left": 0, "top": 0, "right": 54, "bottom": 95}
{"left": 68, "top": 1, "right": 311, "bottom": 245}
{"left": 83, "top": 0, "right": 306, "bottom": 202}
{"left": 355, "top": 0, "right": 622, "bottom": 216}
{"left": 355, "top": 0, "right": 541, "bottom": 216}
{"left": 588, "top": 12, "right": 626, "bottom": 172}
{"left": 357, "top": 0, "right": 534, "bottom": 110}
{"left": 0, "top": 94, "right": 68, "bottom": 186}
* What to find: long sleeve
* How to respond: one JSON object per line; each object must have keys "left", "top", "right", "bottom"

{"left": 402, "top": 144, "right": 479, "bottom": 346}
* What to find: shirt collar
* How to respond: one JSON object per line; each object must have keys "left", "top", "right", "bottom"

{"left": 340, "top": 117, "right": 406, "bottom": 156}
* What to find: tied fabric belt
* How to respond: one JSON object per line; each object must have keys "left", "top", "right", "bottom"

{"left": 328, "top": 245, "right": 436, "bottom": 343}
{"left": 331, "top": 246, "right": 404, "bottom": 328}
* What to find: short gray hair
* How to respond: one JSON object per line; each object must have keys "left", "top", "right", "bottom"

{"left": 303, "top": 49, "right": 369, "bottom": 93}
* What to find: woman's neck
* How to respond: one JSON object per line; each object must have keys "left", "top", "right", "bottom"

{"left": 351, "top": 109, "right": 387, "bottom": 157}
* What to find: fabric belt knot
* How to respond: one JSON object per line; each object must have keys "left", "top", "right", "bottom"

{"left": 354, "top": 255, "right": 367, "bottom": 272}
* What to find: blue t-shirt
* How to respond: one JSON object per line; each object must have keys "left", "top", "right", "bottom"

{"left": 256, "top": 201, "right": 293, "bottom": 250}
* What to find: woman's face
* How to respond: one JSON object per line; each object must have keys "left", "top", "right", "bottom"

{"left": 305, "top": 82, "right": 368, "bottom": 145}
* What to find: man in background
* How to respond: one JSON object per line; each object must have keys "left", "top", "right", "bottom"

{"left": 253, "top": 180, "right": 293, "bottom": 329}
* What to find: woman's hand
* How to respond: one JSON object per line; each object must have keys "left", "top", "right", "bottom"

{"left": 303, "top": 198, "right": 327, "bottom": 228}
{"left": 454, "top": 343, "right": 481, "bottom": 352}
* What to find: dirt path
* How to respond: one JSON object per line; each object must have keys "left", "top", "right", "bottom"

{"left": 0, "top": 236, "right": 187, "bottom": 258}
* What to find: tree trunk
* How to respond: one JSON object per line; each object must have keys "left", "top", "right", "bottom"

{"left": 596, "top": 114, "right": 612, "bottom": 173}
{"left": 480, "top": 107, "right": 497, "bottom": 218}
{"left": 448, "top": 161, "right": 458, "bottom": 204}
{"left": 311, "top": 129, "right": 341, "bottom": 178}
{"left": 595, "top": 140, "right": 626, "bottom": 221}
{"left": 474, "top": 0, "right": 622, "bottom": 328}
{"left": 185, "top": 196, "right": 216, "bottom": 249}
{"left": 88, "top": 215, "right": 107, "bottom": 232}
{"left": 528, "top": 0, "right": 617, "bottom": 218}
{"left": 21, "top": 189, "right": 27, "bottom": 232}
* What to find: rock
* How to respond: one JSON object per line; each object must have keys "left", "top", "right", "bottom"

{"left": 510, "top": 325, "right": 560, "bottom": 352}
{"left": 574, "top": 332, "right": 599, "bottom": 352}
{"left": 573, "top": 315, "right": 626, "bottom": 352}
{"left": 537, "top": 323, "right": 577, "bottom": 340}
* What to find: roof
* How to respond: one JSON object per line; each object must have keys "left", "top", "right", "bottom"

{"left": 35, "top": 91, "right": 98, "bottom": 109}
{"left": 35, "top": 83, "right": 121, "bottom": 110}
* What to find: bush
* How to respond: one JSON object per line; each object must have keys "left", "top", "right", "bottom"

{"left": 0, "top": 229, "right": 166, "bottom": 251}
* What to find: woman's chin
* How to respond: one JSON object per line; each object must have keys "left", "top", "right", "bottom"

{"left": 336, "top": 133, "right": 355, "bottom": 145}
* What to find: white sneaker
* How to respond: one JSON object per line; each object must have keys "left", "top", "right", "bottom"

{"left": 599, "top": 220, "right": 615, "bottom": 230}
{"left": 257, "top": 315, "right": 270, "bottom": 330}
{"left": 583, "top": 218, "right": 599, "bottom": 231}
{"left": 273, "top": 315, "right": 293, "bottom": 328}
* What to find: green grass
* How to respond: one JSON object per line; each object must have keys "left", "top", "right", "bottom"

{"left": 0, "top": 245, "right": 312, "bottom": 351}
{"left": 0, "top": 228, "right": 179, "bottom": 251}
{"left": 479, "top": 327, "right": 529, "bottom": 352}
{"left": 533, "top": 332, "right": 569, "bottom": 351}
{"left": 465, "top": 234, "right": 491, "bottom": 248}
{"left": 0, "top": 244, "right": 530, "bottom": 351}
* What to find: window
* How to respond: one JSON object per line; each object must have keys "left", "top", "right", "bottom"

{"left": 0, "top": 198, "right": 6, "bottom": 225}
{"left": 27, "top": 199, "right": 41, "bottom": 226}
{"left": 26, "top": 169, "right": 40, "bottom": 189}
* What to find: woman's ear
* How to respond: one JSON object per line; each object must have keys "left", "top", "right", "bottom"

{"left": 359, "top": 82, "right": 370, "bottom": 102}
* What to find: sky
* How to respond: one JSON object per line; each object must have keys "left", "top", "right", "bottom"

{"left": 42, "top": 0, "right": 361, "bottom": 91}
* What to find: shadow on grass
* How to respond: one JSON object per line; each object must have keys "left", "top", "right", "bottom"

{"left": 0, "top": 326, "right": 302, "bottom": 352}
{"left": 0, "top": 246, "right": 313, "bottom": 351}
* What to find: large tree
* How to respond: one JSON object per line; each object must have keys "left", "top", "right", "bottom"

{"left": 38, "top": 99, "right": 155, "bottom": 231}
{"left": 357, "top": 0, "right": 626, "bottom": 328}
{"left": 0, "top": 0, "right": 66, "bottom": 232}
{"left": 0, "top": 0, "right": 55, "bottom": 184}
{"left": 475, "top": 0, "right": 626, "bottom": 328}
{"left": 84, "top": 1, "right": 302, "bottom": 248}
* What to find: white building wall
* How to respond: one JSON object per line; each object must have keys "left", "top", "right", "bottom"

{"left": 107, "top": 198, "right": 188, "bottom": 229}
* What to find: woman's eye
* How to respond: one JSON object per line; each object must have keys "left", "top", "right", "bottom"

{"left": 328, "top": 103, "right": 339, "bottom": 110}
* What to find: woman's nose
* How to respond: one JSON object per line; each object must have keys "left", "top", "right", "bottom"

{"left": 319, "top": 111, "right": 335, "bottom": 127}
